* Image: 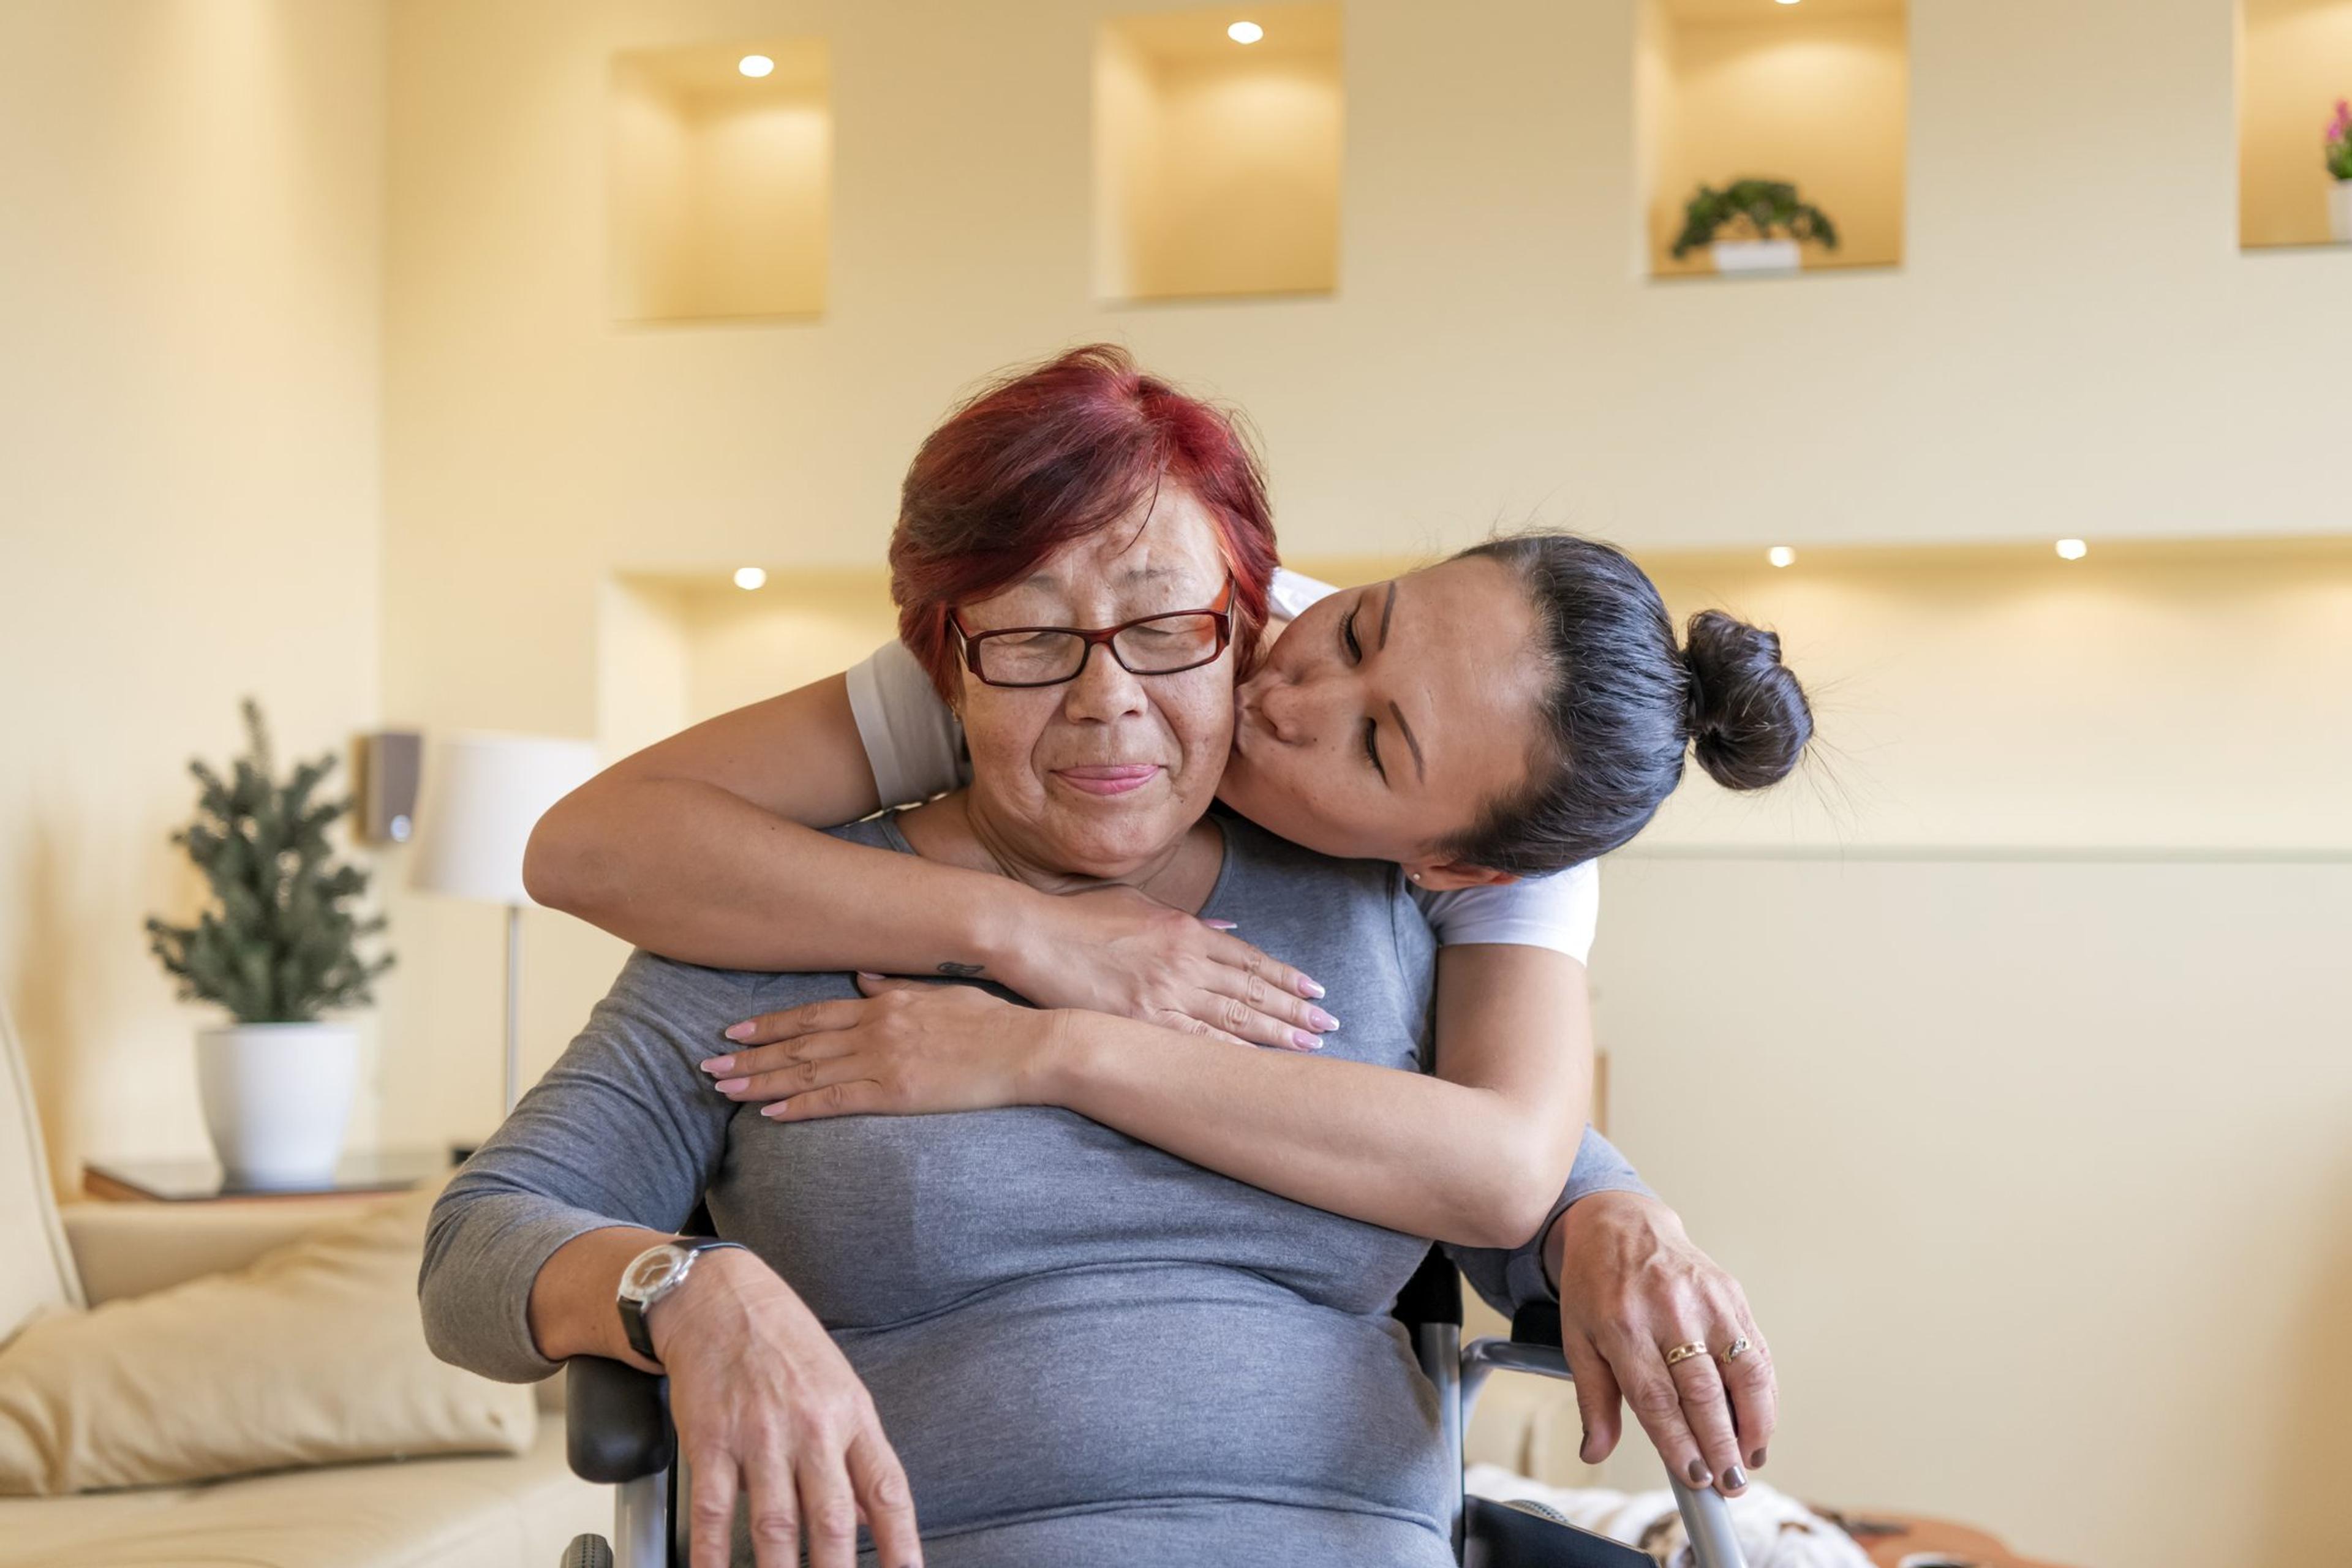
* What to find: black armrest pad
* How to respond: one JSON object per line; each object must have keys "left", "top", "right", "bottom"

{"left": 566, "top": 1357, "right": 675, "bottom": 1484}
{"left": 1390, "top": 1245, "right": 1462, "bottom": 1330}
{"left": 1510, "top": 1300, "right": 1562, "bottom": 1348}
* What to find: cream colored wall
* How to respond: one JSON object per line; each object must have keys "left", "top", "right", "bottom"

{"left": 2239, "top": 0, "right": 2352, "bottom": 246}
{"left": 374, "top": 2, "right": 2352, "bottom": 1562}
{"left": 0, "top": 0, "right": 387, "bottom": 1189}
{"left": 1133, "top": 55, "right": 1343, "bottom": 297}
{"left": 686, "top": 96, "right": 830, "bottom": 317}
{"left": 609, "top": 58, "right": 699, "bottom": 317}
{"left": 1093, "top": 18, "right": 1342, "bottom": 300}
{"left": 611, "top": 53, "right": 830, "bottom": 320}
{"left": 1647, "top": 6, "right": 1909, "bottom": 273}
{"left": 1093, "top": 26, "right": 1164, "bottom": 300}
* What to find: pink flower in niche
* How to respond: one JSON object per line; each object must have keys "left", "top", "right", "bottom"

{"left": 2332, "top": 99, "right": 2352, "bottom": 142}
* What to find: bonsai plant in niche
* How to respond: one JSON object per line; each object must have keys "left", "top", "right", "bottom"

{"left": 1672, "top": 178, "right": 1840, "bottom": 276}
{"left": 146, "top": 701, "right": 393, "bottom": 1186}
{"left": 2327, "top": 99, "right": 2351, "bottom": 243}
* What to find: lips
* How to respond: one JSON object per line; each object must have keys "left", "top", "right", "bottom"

{"left": 1052, "top": 764, "right": 1163, "bottom": 797}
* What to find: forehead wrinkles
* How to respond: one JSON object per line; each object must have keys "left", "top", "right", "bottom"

{"left": 995, "top": 499, "right": 1224, "bottom": 612}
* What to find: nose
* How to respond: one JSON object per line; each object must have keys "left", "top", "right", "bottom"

{"left": 1256, "top": 671, "right": 1319, "bottom": 745}
{"left": 1060, "top": 641, "right": 1148, "bottom": 725}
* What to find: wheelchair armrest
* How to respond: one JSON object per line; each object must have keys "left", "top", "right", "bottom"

{"left": 1510, "top": 1298, "right": 1561, "bottom": 1349}
{"left": 565, "top": 1357, "right": 675, "bottom": 1484}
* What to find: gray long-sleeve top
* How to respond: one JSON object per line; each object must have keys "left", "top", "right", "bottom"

{"left": 422, "top": 813, "right": 1645, "bottom": 1567}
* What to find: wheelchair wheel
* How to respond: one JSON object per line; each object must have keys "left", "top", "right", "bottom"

{"left": 560, "top": 1534, "right": 614, "bottom": 1568}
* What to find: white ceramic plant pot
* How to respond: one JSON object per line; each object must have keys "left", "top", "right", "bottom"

{"left": 1711, "top": 238, "right": 1802, "bottom": 276}
{"left": 196, "top": 1023, "right": 358, "bottom": 1188}
{"left": 2329, "top": 181, "right": 2352, "bottom": 244}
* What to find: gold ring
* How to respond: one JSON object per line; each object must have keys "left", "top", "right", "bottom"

{"left": 1717, "top": 1336, "right": 1752, "bottom": 1364}
{"left": 1662, "top": 1341, "right": 1710, "bottom": 1368}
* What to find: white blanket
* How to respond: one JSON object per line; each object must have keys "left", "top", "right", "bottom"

{"left": 1468, "top": 1463, "right": 1877, "bottom": 1568}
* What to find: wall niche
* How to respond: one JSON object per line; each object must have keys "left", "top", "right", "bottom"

{"left": 1094, "top": 4, "right": 1343, "bottom": 302}
{"left": 1637, "top": 0, "right": 1908, "bottom": 279}
{"left": 2238, "top": 0, "right": 2352, "bottom": 249}
{"left": 609, "top": 39, "right": 831, "bottom": 322}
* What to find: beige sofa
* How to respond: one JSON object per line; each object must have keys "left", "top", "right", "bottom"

{"left": 0, "top": 1000, "right": 608, "bottom": 1568}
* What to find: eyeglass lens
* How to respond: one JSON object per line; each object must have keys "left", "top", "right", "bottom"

{"left": 974, "top": 614, "right": 1224, "bottom": 685}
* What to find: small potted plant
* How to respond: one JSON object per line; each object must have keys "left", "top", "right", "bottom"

{"left": 1672, "top": 178, "right": 1841, "bottom": 276}
{"left": 147, "top": 701, "right": 393, "bottom": 1186}
{"left": 2328, "top": 99, "right": 2351, "bottom": 243}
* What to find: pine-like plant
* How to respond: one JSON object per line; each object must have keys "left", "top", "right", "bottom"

{"left": 1672, "top": 178, "right": 1841, "bottom": 258}
{"left": 146, "top": 701, "right": 394, "bottom": 1024}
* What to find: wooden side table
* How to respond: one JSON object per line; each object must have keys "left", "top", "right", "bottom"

{"left": 81, "top": 1148, "right": 451, "bottom": 1202}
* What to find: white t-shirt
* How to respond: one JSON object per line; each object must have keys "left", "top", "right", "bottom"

{"left": 844, "top": 567, "right": 1600, "bottom": 962}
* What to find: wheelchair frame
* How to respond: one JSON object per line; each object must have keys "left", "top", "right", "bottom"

{"left": 561, "top": 1248, "right": 1748, "bottom": 1567}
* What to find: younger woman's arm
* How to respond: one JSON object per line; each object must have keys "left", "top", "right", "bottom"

{"left": 524, "top": 674, "right": 1322, "bottom": 1047}
{"left": 712, "top": 941, "right": 1594, "bottom": 1250}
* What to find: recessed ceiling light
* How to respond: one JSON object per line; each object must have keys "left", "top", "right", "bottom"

{"left": 737, "top": 54, "right": 775, "bottom": 78}
{"left": 1776, "top": 0, "right": 1801, "bottom": 6}
{"left": 2054, "top": 538, "right": 2087, "bottom": 561}
{"left": 1227, "top": 21, "right": 1264, "bottom": 43}
{"left": 1767, "top": 546, "right": 1797, "bottom": 569}
{"left": 734, "top": 566, "right": 768, "bottom": 590}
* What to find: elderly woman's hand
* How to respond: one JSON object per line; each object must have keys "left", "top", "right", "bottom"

{"left": 706, "top": 976, "right": 1069, "bottom": 1120}
{"left": 1543, "top": 1191, "right": 1776, "bottom": 1499}
{"left": 650, "top": 1247, "right": 921, "bottom": 1568}
{"left": 999, "top": 883, "right": 1336, "bottom": 1052}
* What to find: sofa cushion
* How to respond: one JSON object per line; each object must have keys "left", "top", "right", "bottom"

{"left": 0, "top": 1183, "right": 535, "bottom": 1495}
{"left": 0, "top": 997, "right": 81, "bottom": 1343}
{"left": 0, "top": 1420, "right": 606, "bottom": 1568}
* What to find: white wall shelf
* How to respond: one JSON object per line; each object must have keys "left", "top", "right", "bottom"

{"left": 2238, "top": 0, "right": 2352, "bottom": 249}
{"left": 1638, "top": 0, "right": 1908, "bottom": 279}
{"left": 608, "top": 38, "right": 831, "bottom": 323}
{"left": 1094, "top": 4, "right": 1343, "bottom": 302}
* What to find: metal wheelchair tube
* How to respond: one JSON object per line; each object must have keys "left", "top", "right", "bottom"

{"left": 1461, "top": 1335, "right": 1749, "bottom": 1568}
{"left": 612, "top": 1470, "right": 669, "bottom": 1568}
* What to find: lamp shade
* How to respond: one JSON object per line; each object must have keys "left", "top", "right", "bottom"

{"left": 409, "top": 733, "right": 600, "bottom": 906}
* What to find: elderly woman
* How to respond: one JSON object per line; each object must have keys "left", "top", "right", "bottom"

{"left": 421, "top": 384, "right": 1657, "bottom": 1568}
{"left": 523, "top": 348, "right": 1800, "bottom": 1498}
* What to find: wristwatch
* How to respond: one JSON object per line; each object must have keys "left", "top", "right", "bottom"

{"left": 617, "top": 1237, "right": 747, "bottom": 1362}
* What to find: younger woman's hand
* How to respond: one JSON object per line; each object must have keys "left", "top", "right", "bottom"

{"left": 705, "top": 976, "right": 1062, "bottom": 1120}
{"left": 998, "top": 884, "right": 1336, "bottom": 1052}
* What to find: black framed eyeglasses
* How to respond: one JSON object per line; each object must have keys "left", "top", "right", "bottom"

{"left": 952, "top": 578, "right": 1235, "bottom": 689}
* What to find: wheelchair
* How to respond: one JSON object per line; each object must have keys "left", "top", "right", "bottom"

{"left": 559, "top": 1246, "right": 1748, "bottom": 1568}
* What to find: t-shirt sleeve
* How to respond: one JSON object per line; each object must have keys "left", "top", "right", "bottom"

{"left": 418, "top": 955, "right": 750, "bottom": 1384}
{"left": 1446, "top": 1126, "right": 1653, "bottom": 1318}
{"left": 1410, "top": 861, "right": 1600, "bottom": 962}
{"left": 844, "top": 639, "right": 968, "bottom": 809}
{"left": 1268, "top": 566, "right": 1335, "bottom": 620}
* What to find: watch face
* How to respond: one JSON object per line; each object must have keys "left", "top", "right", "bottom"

{"left": 619, "top": 1244, "right": 686, "bottom": 1304}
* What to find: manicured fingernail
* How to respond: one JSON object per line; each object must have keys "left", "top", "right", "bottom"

{"left": 1202, "top": 918, "right": 1238, "bottom": 930}
{"left": 713, "top": 1077, "right": 748, "bottom": 1094}
{"left": 1722, "top": 1464, "right": 1747, "bottom": 1491}
{"left": 699, "top": 1056, "right": 734, "bottom": 1074}
{"left": 725, "top": 1021, "right": 756, "bottom": 1041}
{"left": 1307, "top": 1007, "right": 1338, "bottom": 1031}
{"left": 1291, "top": 1030, "right": 1323, "bottom": 1051}
{"left": 1297, "top": 976, "right": 1325, "bottom": 999}
{"left": 856, "top": 970, "right": 886, "bottom": 981}
{"left": 1686, "top": 1458, "right": 1711, "bottom": 1487}
{"left": 760, "top": 1102, "right": 791, "bottom": 1118}
{"left": 1750, "top": 1446, "right": 1767, "bottom": 1468}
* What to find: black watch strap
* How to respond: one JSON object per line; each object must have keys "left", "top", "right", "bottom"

{"left": 619, "top": 1237, "right": 746, "bottom": 1362}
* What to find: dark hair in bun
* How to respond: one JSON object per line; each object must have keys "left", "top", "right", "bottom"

{"left": 1442, "top": 534, "right": 1813, "bottom": 876}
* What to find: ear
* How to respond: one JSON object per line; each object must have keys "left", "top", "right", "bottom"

{"left": 1400, "top": 858, "right": 1519, "bottom": 892}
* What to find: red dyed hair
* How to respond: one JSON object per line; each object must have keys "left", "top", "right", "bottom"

{"left": 891, "top": 345, "right": 1280, "bottom": 699}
